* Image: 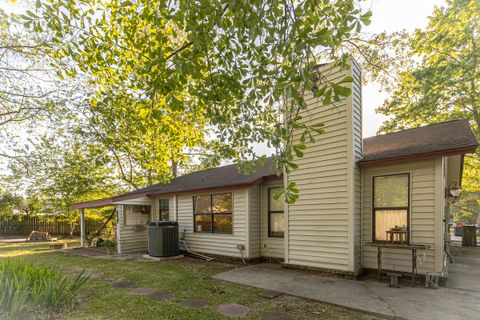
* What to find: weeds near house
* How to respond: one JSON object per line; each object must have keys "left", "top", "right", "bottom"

{"left": 0, "top": 260, "right": 89, "bottom": 318}
{"left": 97, "top": 239, "right": 115, "bottom": 249}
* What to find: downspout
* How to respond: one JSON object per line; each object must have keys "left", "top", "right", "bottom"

{"left": 260, "top": 179, "right": 264, "bottom": 257}
{"left": 360, "top": 167, "right": 364, "bottom": 268}
{"left": 283, "top": 165, "right": 289, "bottom": 263}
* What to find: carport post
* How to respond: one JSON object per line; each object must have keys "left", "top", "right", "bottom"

{"left": 80, "top": 208, "right": 85, "bottom": 247}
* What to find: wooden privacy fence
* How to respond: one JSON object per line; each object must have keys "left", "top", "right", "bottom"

{"left": 0, "top": 216, "right": 104, "bottom": 236}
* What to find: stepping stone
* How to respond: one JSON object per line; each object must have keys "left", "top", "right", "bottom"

{"left": 128, "top": 287, "right": 156, "bottom": 295}
{"left": 148, "top": 292, "right": 174, "bottom": 302}
{"left": 86, "top": 271, "right": 103, "bottom": 279}
{"left": 111, "top": 280, "right": 135, "bottom": 288}
{"left": 218, "top": 304, "right": 250, "bottom": 318}
{"left": 64, "top": 267, "right": 84, "bottom": 275}
{"left": 179, "top": 299, "right": 209, "bottom": 309}
{"left": 259, "top": 312, "right": 294, "bottom": 320}
{"left": 99, "top": 277, "right": 120, "bottom": 283}
{"left": 260, "top": 289, "right": 283, "bottom": 299}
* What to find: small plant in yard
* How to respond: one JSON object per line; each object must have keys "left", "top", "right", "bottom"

{"left": 0, "top": 260, "right": 89, "bottom": 318}
{"left": 97, "top": 239, "right": 115, "bottom": 248}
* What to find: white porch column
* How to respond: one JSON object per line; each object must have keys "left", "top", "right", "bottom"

{"left": 80, "top": 208, "right": 85, "bottom": 247}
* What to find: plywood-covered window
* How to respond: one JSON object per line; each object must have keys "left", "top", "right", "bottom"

{"left": 193, "top": 193, "right": 233, "bottom": 234}
{"left": 268, "top": 187, "right": 284, "bottom": 238}
{"left": 124, "top": 205, "right": 151, "bottom": 226}
{"left": 373, "top": 174, "right": 410, "bottom": 243}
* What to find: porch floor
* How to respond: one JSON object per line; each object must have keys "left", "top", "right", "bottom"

{"left": 59, "top": 247, "right": 148, "bottom": 261}
{"left": 214, "top": 263, "right": 480, "bottom": 320}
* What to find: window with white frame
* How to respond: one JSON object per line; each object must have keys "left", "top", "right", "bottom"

{"left": 159, "top": 199, "right": 169, "bottom": 221}
{"left": 372, "top": 173, "right": 410, "bottom": 242}
{"left": 268, "top": 187, "right": 285, "bottom": 238}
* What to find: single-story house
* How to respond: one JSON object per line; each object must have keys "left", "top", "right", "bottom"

{"left": 73, "top": 60, "right": 478, "bottom": 278}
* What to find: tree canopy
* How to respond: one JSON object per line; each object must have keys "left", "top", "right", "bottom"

{"left": 356, "top": 0, "right": 480, "bottom": 192}
{"left": 20, "top": 0, "right": 371, "bottom": 202}
{"left": 0, "top": 0, "right": 373, "bottom": 219}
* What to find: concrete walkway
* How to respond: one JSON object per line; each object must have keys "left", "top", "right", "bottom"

{"left": 213, "top": 264, "right": 480, "bottom": 320}
{"left": 59, "top": 247, "right": 149, "bottom": 261}
{"left": 447, "top": 246, "right": 480, "bottom": 292}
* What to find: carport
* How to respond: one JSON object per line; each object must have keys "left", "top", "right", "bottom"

{"left": 71, "top": 198, "right": 114, "bottom": 248}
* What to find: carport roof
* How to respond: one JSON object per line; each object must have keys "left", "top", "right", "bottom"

{"left": 71, "top": 197, "right": 114, "bottom": 210}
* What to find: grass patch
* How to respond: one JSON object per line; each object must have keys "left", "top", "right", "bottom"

{"left": 0, "top": 259, "right": 89, "bottom": 318}
{"left": 0, "top": 239, "right": 384, "bottom": 320}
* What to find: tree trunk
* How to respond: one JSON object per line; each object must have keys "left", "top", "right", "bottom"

{"left": 69, "top": 222, "right": 75, "bottom": 238}
{"left": 171, "top": 157, "right": 178, "bottom": 178}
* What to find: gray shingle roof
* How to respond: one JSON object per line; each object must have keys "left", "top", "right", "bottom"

{"left": 358, "top": 119, "right": 478, "bottom": 166}
{"left": 73, "top": 120, "right": 478, "bottom": 208}
{"left": 112, "top": 158, "right": 279, "bottom": 201}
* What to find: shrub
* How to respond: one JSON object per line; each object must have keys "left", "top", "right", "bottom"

{"left": 0, "top": 260, "right": 89, "bottom": 318}
{"left": 97, "top": 239, "right": 115, "bottom": 248}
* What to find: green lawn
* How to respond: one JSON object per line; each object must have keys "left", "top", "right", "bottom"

{"left": 0, "top": 239, "right": 382, "bottom": 320}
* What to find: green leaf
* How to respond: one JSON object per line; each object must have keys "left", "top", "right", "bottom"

{"left": 26, "top": 10, "right": 38, "bottom": 18}
{"left": 286, "top": 161, "right": 298, "bottom": 170}
{"left": 338, "top": 76, "right": 353, "bottom": 84}
{"left": 323, "top": 89, "right": 332, "bottom": 105}
{"left": 332, "top": 83, "right": 351, "bottom": 97}
{"left": 360, "top": 11, "right": 373, "bottom": 26}
{"left": 293, "top": 145, "right": 304, "bottom": 158}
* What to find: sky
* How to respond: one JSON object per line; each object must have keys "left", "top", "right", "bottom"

{"left": 360, "top": 0, "right": 446, "bottom": 137}
{"left": 1, "top": 0, "right": 447, "bottom": 154}
{"left": 252, "top": 0, "right": 447, "bottom": 155}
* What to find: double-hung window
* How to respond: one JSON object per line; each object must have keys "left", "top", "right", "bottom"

{"left": 372, "top": 173, "right": 410, "bottom": 242}
{"left": 268, "top": 187, "right": 285, "bottom": 238}
{"left": 159, "top": 199, "right": 169, "bottom": 221}
{"left": 193, "top": 193, "right": 233, "bottom": 234}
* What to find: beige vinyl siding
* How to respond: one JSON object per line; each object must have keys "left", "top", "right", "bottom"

{"left": 351, "top": 59, "right": 363, "bottom": 271}
{"left": 286, "top": 61, "right": 360, "bottom": 272}
{"left": 261, "top": 179, "right": 285, "bottom": 259}
{"left": 116, "top": 204, "right": 149, "bottom": 254}
{"left": 176, "top": 188, "right": 248, "bottom": 258}
{"left": 362, "top": 159, "right": 441, "bottom": 274}
{"left": 248, "top": 185, "right": 262, "bottom": 258}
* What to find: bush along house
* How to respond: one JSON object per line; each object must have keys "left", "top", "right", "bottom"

{"left": 72, "top": 59, "right": 478, "bottom": 281}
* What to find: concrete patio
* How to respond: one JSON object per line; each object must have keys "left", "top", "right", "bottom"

{"left": 214, "top": 248, "right": 480, "bottom": 320}
{"left": 447, "top": 245, "right": 480, "bottom": 292}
